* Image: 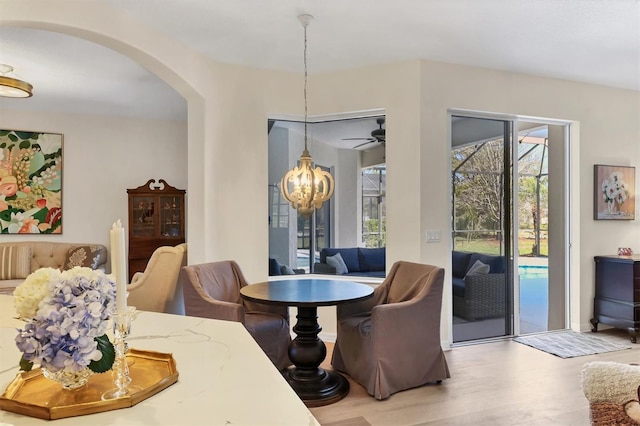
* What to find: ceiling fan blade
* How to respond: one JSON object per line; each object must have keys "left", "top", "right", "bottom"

{"left": 342, "top": 137, "right": 372, "bottom": 141}
{"left": 353, "top": 140, "right": 377, "bottom": 149}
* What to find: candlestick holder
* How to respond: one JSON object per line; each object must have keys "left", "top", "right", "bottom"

{"left": 102, "top": 307, "right": 140, "bottom": 400}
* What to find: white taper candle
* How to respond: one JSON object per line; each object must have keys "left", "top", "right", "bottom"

{"left": 110, "top": 219, "right": 128, "bottom": 315}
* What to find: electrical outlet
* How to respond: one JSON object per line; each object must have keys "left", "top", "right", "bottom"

{"left": 425, "top": 230, "right": 441, "bottom": 243}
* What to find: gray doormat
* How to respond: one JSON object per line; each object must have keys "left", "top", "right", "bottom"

{"left": 513, "top": 330, "right": 632, "bottom": 358}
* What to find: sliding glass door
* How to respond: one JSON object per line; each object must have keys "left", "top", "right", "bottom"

{"left": 516, "top": 124, "right": 550, "bottom": 334}
{"left": 451, "top": 114, "right": 568, "bottom": 343}
{"left": 451, "top": 116, "right": 512, "bottom": 343}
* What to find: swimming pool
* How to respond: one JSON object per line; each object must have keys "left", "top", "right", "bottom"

{"left": 519, "top": 264, "right": 548, "bottom": 278}
{"left": 519, "top": 264, "right": 548, "bottom": 332}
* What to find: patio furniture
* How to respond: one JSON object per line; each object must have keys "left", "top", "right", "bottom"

{"left": 452, "top": 250, "right": 506, "bottom": 320}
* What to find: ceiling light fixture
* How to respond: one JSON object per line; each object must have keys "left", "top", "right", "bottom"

{"left": 280, "top": 14, "right": 335, "bottom": 217}
{"left": 0, "top": 64, "right": 33, "bottom": 98}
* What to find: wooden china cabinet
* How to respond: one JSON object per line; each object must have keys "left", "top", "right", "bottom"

{"left": 127, "top": 179, "right": 185, "bottom": 281}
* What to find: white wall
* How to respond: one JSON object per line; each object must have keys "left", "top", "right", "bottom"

{"left": 0, "top": 109, "right": 187, "bottom": 272}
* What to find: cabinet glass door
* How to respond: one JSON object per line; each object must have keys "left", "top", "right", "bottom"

{"left": 159, "top": 196, "right": 182, "bottom": 237}
{"left": 132, "top": 196, "right": 155, "bottom": 237}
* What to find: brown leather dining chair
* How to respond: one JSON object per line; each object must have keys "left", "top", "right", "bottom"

{"left": 331, "top": 260, "right": 450, "bottom": 400}
{"left": 181, "top": 260, "right": 291, "bottom": 371}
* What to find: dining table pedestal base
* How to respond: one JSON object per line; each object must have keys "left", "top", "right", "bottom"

{"left": 239, "top": 279, "right": 373, "bottom": 407}
{"left": 283, "top": 366, "right": 349, "bottom": 407}
{"left": 284, "top": 306, "right": 349, "bottom": 407}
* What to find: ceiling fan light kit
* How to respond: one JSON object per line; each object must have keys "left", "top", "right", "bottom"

{"left": 0, "top": 64, "right": 33, "bottom": 98}
{"left": 281, "top": 14, "right": 335, "bottom": 217}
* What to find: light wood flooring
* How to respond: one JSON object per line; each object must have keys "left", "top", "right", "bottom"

{"left": 311, "top": 328, "right": 637, "bottom": 425}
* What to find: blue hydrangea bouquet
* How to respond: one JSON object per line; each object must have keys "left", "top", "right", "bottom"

{"left": 13, "top": 267, "right": 117, "bottom": 375}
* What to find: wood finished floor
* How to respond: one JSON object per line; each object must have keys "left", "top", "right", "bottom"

{"left": 311, "top": 329, "right": 636, "bottom": 425}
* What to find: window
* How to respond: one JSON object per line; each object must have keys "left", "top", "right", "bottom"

{"left": 268, "top": 114, "right": 386, "bottom": 276}
{"left": 269, "top": 184, "right": 289, "bottom": 228}
{"left": 362, "top": 166, "right": 386, "bottom": 248}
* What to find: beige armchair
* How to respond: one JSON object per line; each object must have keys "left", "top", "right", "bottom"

{"left": 331, "top": 261, "right": 450, "bottom": 400}
{"left": 126, "top": 243, "right": 186, "bottom": 313}
{"left": 181, "top": 260, "right": 291, "bottom": 371}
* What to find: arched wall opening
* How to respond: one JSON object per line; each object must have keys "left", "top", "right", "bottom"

{"left": 0, "top": 8, "right": 208, "bottom": 264}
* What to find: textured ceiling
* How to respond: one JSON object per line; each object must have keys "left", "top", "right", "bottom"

{"left": 0, "top": 0, "right": 638, "bottom": 128}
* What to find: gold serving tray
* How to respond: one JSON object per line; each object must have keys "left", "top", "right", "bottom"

{"left": 0, "top": 348, "right": 178, "bottom": 420}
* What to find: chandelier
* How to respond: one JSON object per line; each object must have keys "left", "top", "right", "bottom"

{"left": 280, "top": 14, "right": 335, "bottom": 217}
{"left": 0, "top": 64, "right": 33, "bottom": 98}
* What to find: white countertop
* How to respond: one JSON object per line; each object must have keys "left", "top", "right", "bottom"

{"left": 0, "top": 295, "right": 319, "bottom": 426}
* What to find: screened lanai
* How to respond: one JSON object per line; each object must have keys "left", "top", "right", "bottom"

{"left": 451, "top": 128, "right": 549, "bottom": 257}
{"left": 451, "top": 121, "right": 551, "bottom": 342}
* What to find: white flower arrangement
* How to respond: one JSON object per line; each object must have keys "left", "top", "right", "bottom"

{"left": 14, "top": 266, "right": 117, "bottom": 374}
{"left": 602, "top": 171, "right": 628, "bottom": 206}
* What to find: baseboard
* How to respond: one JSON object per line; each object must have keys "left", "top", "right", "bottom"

{"left": 320, "top": 332, "right": 336, "bottom": 343}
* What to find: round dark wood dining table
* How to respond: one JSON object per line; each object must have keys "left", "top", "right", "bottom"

{"left": 240, "top": 278, "right": 373, "bottom": 407}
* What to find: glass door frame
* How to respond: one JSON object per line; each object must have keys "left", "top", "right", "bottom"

{"left": 450, "top": 114, "right": 514, "bottom": 341}
{"left": 449, "top": 109, "right": 573, "bottom": 342}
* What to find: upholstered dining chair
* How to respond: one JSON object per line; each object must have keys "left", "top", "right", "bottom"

{"left": 126, "top": 243, "right": 186, "bottom": 313}
{"left": 181, "top": 260, "right": 291, "bottom": 371}
{"left": 331, "top": 260, "right": 450, "bottom": 400}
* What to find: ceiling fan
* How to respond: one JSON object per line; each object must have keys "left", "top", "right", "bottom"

{"left": 342, "top": 118, "right": 386, "bottom": 149}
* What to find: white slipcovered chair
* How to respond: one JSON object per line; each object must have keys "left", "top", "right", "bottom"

{"left": 126, "top": 243, "right": 186, "bottom": 313}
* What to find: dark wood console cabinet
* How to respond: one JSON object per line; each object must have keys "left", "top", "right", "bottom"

{"left": 590, "top": 255, "right": 640, "bottom": 343}
{"left": 127, "top": 179, "right": 185, "bottom": 281}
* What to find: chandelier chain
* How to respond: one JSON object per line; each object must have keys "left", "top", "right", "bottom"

{"left": 303, "top": 22, "right": 308, "bottom": 151}
{"left": 279, "top": 14, "right": 334, "bottom": 217}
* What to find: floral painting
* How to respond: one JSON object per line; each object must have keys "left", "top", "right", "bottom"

{"left": 594, "top": 164, "right": 635, "bottom": 220}
{"left": 0, "top": 129, "right": 62, "bottom": 233}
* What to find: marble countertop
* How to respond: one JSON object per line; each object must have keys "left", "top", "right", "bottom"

{"left": 0, "top": 295, "right": 319, "bottom": 426}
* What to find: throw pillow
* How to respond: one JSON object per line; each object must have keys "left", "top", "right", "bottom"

{"left": 466, "top": 259, "right": 490, "bottom": 275}
{"left": 321, "top": 248, "right": 360, "bottom": 273}
{"left": 64, "top": 245, "right": 103, "bottom": 270}
{"left": 467, "top": 253, "right": 505, "bottom": 274}
{"left": 280, "top": 264, "right": 296, "bottom": 275}
{"left": 326, "top": 253, "right": 349, "bottom": 275}
{"left": 452, "top": 251, "right": 473, "bottom": 278}
{"left": 0, "top": 246, "right": 32, "bottom": 280}
{"left": 358, "top": 248, "right": 385, "bottom": 272}
{"left": 269, "top": 258, "right": 282, "bottom": 276}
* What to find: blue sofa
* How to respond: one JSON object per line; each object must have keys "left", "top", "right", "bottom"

{"left": 452, "top": 250, "right": 506, "bottom": 320}
{"left": 314, "top": 247, "right": 386, "bottom": 278}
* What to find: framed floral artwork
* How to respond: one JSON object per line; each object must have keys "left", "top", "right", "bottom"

{"left": 0, "top": 129, "right": 63, "bottom": 233}
{"left": 594, "top": 164, "right": 635, "bottom": 220}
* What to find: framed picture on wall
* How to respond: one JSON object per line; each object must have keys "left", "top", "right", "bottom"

{"left": 594, "top": 164, "right": 635, "bottom": 220}
{"left": 0, "top": 129, "right": 63, "bottom": 233}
